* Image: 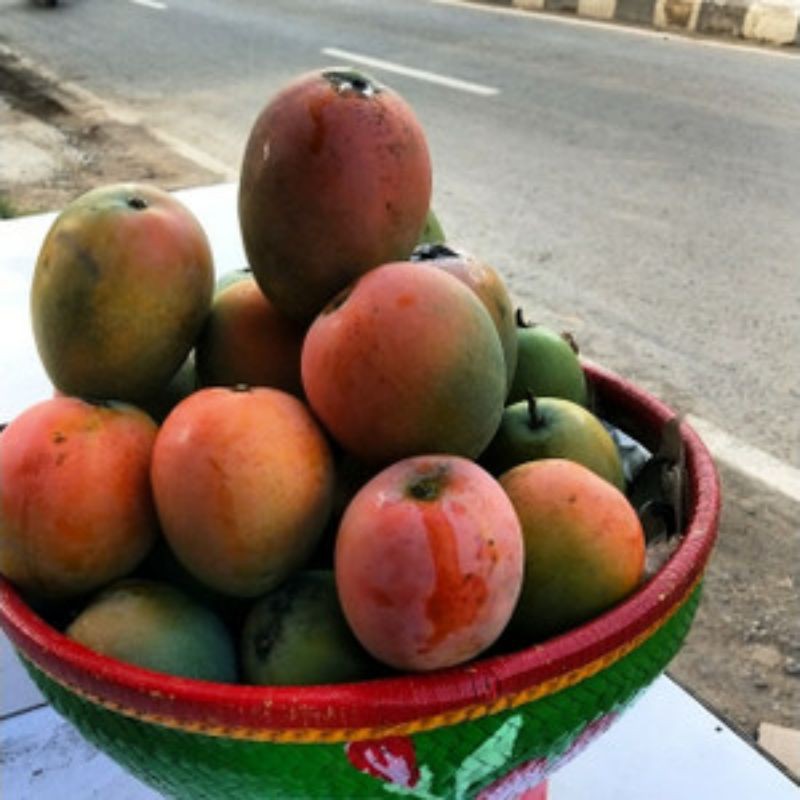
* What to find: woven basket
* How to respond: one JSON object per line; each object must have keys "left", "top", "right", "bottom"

{"left": 0, "top": 363, "right": 720, "bottom": 799}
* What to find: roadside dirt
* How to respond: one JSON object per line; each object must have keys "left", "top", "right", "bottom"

{"left": 1, "top": 45, "right": 798, "bottom": 760}
{"left": 669, "top": 464, "right": 799, "bottom": 739}
{"left": 0, "top": 48, "right": 220, "bottom": 216}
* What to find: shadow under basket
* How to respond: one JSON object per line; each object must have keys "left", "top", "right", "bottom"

{"left": 0, "top": 363, "right": 721, "bottom": 799}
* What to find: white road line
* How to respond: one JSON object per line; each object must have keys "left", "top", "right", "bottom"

{"left": 129, "top": 0, "right": 167, "bottom": 10}
{"left": 686, "top": 414, "right": 800, "bottom": 504}
{"left": 321, "top": 47, "right": 499, "bottom": 96}
{"left": 431, "top": 0, "right": 800, "bottom": 59}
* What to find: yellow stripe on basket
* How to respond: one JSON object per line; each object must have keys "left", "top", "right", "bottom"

{"left": 29, "top": 573, "right": 702, "bottom": 744}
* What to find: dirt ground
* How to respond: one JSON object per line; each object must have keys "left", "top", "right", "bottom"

{"left": 1, "top": 46, "right": 798, "bottom": 767}
{"left": 669, "top": 464, "right": 799, "bottom": 738}
{"left": 0, "top": 49, "right": 220, "bottom": 216}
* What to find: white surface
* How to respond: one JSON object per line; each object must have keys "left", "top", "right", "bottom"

{"left": 0, "top": 209, "right": 57, "bottom": 423}
{"left": 549, "top": 678, "right": 800, "bottom": 799}
{"left": 0, "top": 181, "right": 244, "bottom": 423}
{"left": 0, "top": 633, "right": 44, "bottom": 718}
{"left": 2, "top": 704, "right": 162, "bottom": 800}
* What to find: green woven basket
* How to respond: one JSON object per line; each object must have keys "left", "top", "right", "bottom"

{"left": 0, "top": 364, "right": 720, "bottom": 799}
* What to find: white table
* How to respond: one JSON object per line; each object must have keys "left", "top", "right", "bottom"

{"left": 2, "top": 185, "right": 798, "bottom": 799}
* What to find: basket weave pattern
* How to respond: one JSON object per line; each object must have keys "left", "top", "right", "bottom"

{"left": 21, "top": 584, "right": 701, "bottom": 798}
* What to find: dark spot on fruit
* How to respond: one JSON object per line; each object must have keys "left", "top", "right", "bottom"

{"left": 411, "top": 243, "right": 459, "bottom": 263}
{"left": 408, "top": 478, "right": 439, "bottom": 501}
{"left": 568, "top": 494, "right": 578, "bottom": 504}
{"left": 55, "top": 452, "right": 67, "bottom": 466}
{"left": 381, "top": 139, "right": 405, "bottom": 160}
{"left": 52, "top": 431, "right": 66, "bottom": 444}
{"left": 254, "top": 626, "right": 278, "bottom": 661}
{"left": 253, "top": 590, "right": 294, "bottom": 660}
{"left": 61, "top": 233, "right": 101, "bottom": 281}
{"left": 323, "top": 69, "right": 380, "bottom": 98}
{"left": 407, "top": 464, "right": 450, "bottom": 502}
{"left": 127, "top": 196, "right": 148, "bottom": 211}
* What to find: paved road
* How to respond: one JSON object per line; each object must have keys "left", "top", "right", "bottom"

{"left": 2, "top": 0, "right": 799, "bottom": 474}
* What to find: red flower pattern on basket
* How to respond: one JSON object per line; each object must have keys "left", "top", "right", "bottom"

{"left": 477, "top": 712, "right": 618, "bottom": 800}
{"left": 476, "top": 755, "right": 548, "bottom": 800}
{"left": 345, "top": 736, "right": 420, "bottom": 788}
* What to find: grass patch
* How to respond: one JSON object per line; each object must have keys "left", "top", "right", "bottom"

{"left": 0, "top": 195, "right": 17, "bottom": 219}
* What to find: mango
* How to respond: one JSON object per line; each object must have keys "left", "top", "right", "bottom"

{"left": 411, "top": 244, "right": 518, "bottom": 393}
{"left": 30, "top": 183, "right": 214, "bottom": 402}
{"left": 66, "top": 579, "right": 237, "bottom": 682}
{"left": 151, "top": 386, "right": 335, "bottom": 597}
{"left": 335, "top": 455, "right": 524, "bottom": 671}
{"left": 508, "top": 312, "right": 588, "bottom": 407}
{"left": 482, "top": 395, "right": 625, "bottom": 490}
{"left": 241, "top": 571, "right": 376, "bottom": 685}
{"left": 195, "top": 269, "right": 305, "bottom": 395}
{"left": 301, "top": 261, "right": 506, "bottom": 466}
{"left": 0, "top": 397, "right": 158, "bottom": 599}
{"left": 501, "top": 459, "right": 645, "bottom": 642}
{"left": 239, "top": 68, "right": 431, "bottom": 322}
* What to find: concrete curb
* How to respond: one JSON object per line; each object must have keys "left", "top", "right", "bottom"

{"left": 475, "top": 0, "right": 800, "bottom": 46}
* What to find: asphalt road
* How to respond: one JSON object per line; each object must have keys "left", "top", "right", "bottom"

{"left": 1, "top": 0, "right": 799, "bottom": 476}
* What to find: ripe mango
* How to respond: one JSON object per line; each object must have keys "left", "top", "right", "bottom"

{"left": 31, "top": 183, "right": 213, "bottom": 402}
{"left": 239, "top": 69, "right": 431, "bottom": 322}
{"left": 501, "top": 459, "right": 645, "bottom": 642}
{"left": 0, "top": 397, "right": 158, "bottom": 599}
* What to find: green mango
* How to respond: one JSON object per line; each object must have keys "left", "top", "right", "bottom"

{"left": 482, "top": 395, "right": 625, "bottom": 491}
{"left": 508, "top": 310, "right": 588, "bottom": 407}
{"left": 66, "top": 579, "right": 237, "bottom": 682}
{"left": 241, "top": 571, "right": 377, "bottom": 685}
{"left": 417, "top": 208, "right": 446, "bottom": 246}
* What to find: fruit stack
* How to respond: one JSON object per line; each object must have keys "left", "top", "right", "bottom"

{"left": 1, "top": 68, "right": 669, "bottom": 688}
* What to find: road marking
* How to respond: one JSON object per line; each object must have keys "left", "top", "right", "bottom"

{"left": 321, "top": 47, "right": 499, "bottom": 96}
{"left": 129, "top": 0, "right": 167, "bottom": 10}
{"left": 430, "top": 0, "right": 800, "bottom": 59}
{"left": 686, "top": 414, "right": 800, "bottom": 504}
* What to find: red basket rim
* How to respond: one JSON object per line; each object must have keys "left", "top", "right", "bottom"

{"left": 0, "top": 363, "right": 721, "bottom": 739}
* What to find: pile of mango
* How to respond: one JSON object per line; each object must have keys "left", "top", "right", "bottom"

{"left": 0, "top": 69, "right": 654, "bottom": 685}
